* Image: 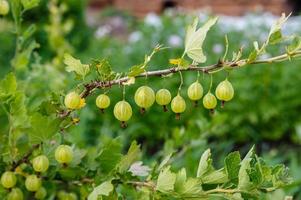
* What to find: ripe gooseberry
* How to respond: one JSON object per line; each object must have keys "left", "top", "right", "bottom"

{"left": 134, "top": 86, "right": 155, "bottom": 114}
{"left": 34, "top": 187, "right": 47, "bottom": 199}
{"left": 113, "top": 100, "right": 132, "bottom": 128}
{"left": 55, "top": 145, "right": 73, "bottom": 165}
{"left": 215, "top": 79, "right": 234, "bottom": 107}
{"left": 1, "top": 171, "right": 16, "bottom": 189}
{"left": 32, "top": 155, "right": 49, "bottom": 173}
{"left": 171, "top": 94, "right": 186, "bottom": 119}
{"left": 187, "top": 81, "right": 203, "bottom": 106}
{"left": 0, "top": 0, "right": 9, "bottom": 16}
{"left": 64, "top": 92, "right": 81, "bottom": 110}
{"left": 25, "top": 175, "right": 41, "bottom": 192}
{"left": 96, "top": 94, "right": 110, "bottom": 113}
{"left": 155, "top": 89, "right": 171, "bottom": 112}
{"left": 203, "top": 92, "right": 217, "bottom": 114}
{"left": 7, "top": 188, "right": 23, "bottom": 200}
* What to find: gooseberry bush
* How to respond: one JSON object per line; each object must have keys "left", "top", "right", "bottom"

{"left": 1, "top": 0, "right": 301, "bottom": 199}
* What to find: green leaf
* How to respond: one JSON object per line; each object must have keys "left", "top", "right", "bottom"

{"left": 88, "top": 181, "right": 114, "bottom": 200}
{"left": 9, "top": 92, "right": 29, "bottom": 129}
{"left": 128, "top": 63, "right": 145, "bottom": 77}
{"left": 169, "top": 58, "right": 190, "bottom": 69}
{"left": 156, "top": 166, "right": 176, "bottom": 193}
{"left": 21, "top": 0, "right": 40, "bottom": 11}
{"left": 118, "top": 141, "right": 141, "bottom": 173}
{"left": 197, "top": 149, "right": 212, "bottom": 177}
{"left": 0, "top": 73, "right": 17, "bottom": 98}
{"left": 268, "top": 13, "right": 290, "bottom": 45}
{"left": 225, "top": 151, "right": 241, "bottom": 184}
{"left": 287, "top": 36, "right": 301, "bottom": 53}
{"left": 96, "top": 139, "right": 122, "bottom": 174}
{"left": 174, "top": 168, "right": 187, "bottom": 192}
{"left": 184, "top": 17, "right": 218, "bottom": 63}
{"left": 202, "top": 168, "right": 228, "bottom": 184}
{"left": 238, "top": 147, "right": 254, "bottom": 190}
{"left": 64, "top": 54, "right": 90, "bottom": 79}
{"left": 92, "top": 59, "right": 116, "bottom": 81}
{"left": 158, "top": 153, "right": 173, "bottom": 171}
{"left": 12, "top": 41, "right": 39, "bottom": 70}
{"left": 28, "top": 113, "right": 61, "bottom": 144}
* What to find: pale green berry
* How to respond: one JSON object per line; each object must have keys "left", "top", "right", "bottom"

{"left": 34, "top": 187, "right": 47, "bottom": 199}
{"left": 0, "top": 0, "right": 9, "bottom": 16}
{"left": 215, "top": 79, "right": 234, "bottom": 104}
{"left": 32, "top": 155, "right": 49, "bottom": 173}
{"left": 25, "top": 175, "right": 41, "bottom": 192}
{"left": 55, "top": 145, "right": 73, "bottom": 164}
{"left": 134, "top": 86, "right": 155, "bottom": 112}
{"left": 156, "top": 89, "right": 171, "bottom": 112}
{"left": 113, "top": 100, "right": 132, "bottom": 127}
{"left": 64, "top": 92, "right": 81, "bottom": 110}
{"left": 96, "top": 94, "right": 110, "bottom": 110}
{"left": 1, "top": 171, "right": 16, "bottom": 189}
{"left": 187, "top": 81, "right": 203, "bottom": 101}
{"left": 203, "top": 92, "right": 217, "bottom": 111}
{"left": 171, "top": 94, "right": 186, "bottom": 119}
{"left": 7, "top": 188, "right": 23, "bottom": 200}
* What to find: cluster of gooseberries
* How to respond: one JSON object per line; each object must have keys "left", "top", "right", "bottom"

{"left": 64, "top": 78, "right": 234, "bottom": 127}
{"left": 1, "top": 145, "right": 74, "bottom": 200}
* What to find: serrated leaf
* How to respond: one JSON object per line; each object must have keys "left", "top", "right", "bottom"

{"left": 268, "top": 13, "right": 290, "bottom": 45}
{"left": 9, "top": 92, "right": 29, "bottom": 129}
{"left": 88, "top": 181, "right": 114, "bottom": 200}
{"left": 174, "top": 168, "right": 187, "bottom": 192}
{"left": 64, "top": 54, "right": 90, "bottom": 79}
{"left": 28, "top": 113, "right": 61, "bottom": 144}
{"left": 184, "top": 17, "right": 218, "bottom": 63}
{"left": 118, "top": 141, "right": 141, "bottom": 173}
{"left": 202, "top": 168, "right": 228, "bottom": 184}
{"left": 225, "top": 151, "right": 241, "bottom": 184}
{"left": 181, "top": 178, "right": 202, "bottom": 195}
{"left": 238, "top": 147, "right": 254, "bottom": 190}
{"left": 0, "top": 73, "right": 17, "bottom": 98}
{"left": 169, "top": 58, "right": 190, "bottom": 69}
{"left": 96, "top": 139, "right": 122, "bottom": 174}
{"left": 156, "top": 166, "right": 176, "bottom": 193}
{"left": 287, "top": 36, "right": 301, "bottom": 53}
{"left": 197, "top": 149, "right": 212, "bottom": 177}
{"left": 92, "top": 59, "right": 115, "bottom": 81}
{"left": 128, "top": 64, "right": 145, "bottom": 77}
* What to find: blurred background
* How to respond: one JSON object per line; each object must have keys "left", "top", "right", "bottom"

{"left": 1, "top": 0, "right": 301, "bottom": 198}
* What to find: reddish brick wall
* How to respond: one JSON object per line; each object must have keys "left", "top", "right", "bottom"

{"left": 90, "top": 0, "right": 293, "bottom": 17}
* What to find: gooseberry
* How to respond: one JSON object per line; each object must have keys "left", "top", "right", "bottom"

{"left": 64, "top": 92, "right": 81, "bottom": 110}
{"left": 134, "top": 86, "right": 155, "bottom": 113}
{"left": 96, "top": 94, "right": 110, "bottom": 113}
{"left": 203, "top": 92, "right": 217, "bottom": 113}
{"left": 1, "top": 171, "right": 16, "bottom": 189}
{"left": 55, "top": 145, "right": 73, "bottom": 164}
{"left": 0, "top": 0, "right": 9, "bottom": 16}
{"left": 215, "top": 79, "right": 234, "bottom": 107}
{"left": 7, "top": 188, "right": 23, "bottom": 200}
{"left": 25, "top": 175, "right": 41, "bottom": 192}
{"left": 113, "top": 100, "right": 132, "bottom": 128}
{"left": 155, "top": 89, "right": 171, "bottom": 112}
{"left": 187, "top": 81, "right": 203, "bottom": 106}
{"left": 171, "top": 94, "right": 186, "bottom": 119}
{"left": 34, "top": 187, "right": 47, "bottom": 199}
{"left": 32, "top": 155, "right": 49, "bottom": 173}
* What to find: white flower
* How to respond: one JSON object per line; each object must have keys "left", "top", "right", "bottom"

{"left": 145, "top": 13, "right": 162, "bottom": 27}
{"left": 212, "top": 43, "right": 223, "bottom": 54}
{"left": 167, "top": 34, "right": 182, "bottom": 47}
{"left": 128, "top": 161, "right": 151, "bottom": 177}
{"left": 95, "top": 25, "right": 111, "bottom": 39}
{"left": 128, "top": 31, "right": 142, "bottom": 43}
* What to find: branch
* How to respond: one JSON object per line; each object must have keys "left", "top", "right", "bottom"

{"left": 58, "top": 50, "right": 301, "bottom": 118}
{"left": 11, "top": 144, "right": 40, "bottom": 170}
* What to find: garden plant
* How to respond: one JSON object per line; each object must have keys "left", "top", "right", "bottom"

{"left": 1, "top": 0, "right": 301, "bottom": 199}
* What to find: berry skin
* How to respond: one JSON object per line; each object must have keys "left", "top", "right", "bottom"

{"left": 34, "top": 187, "right": 47, "bottom": 199}
{"left": 203, "top": 92, "right": 217, "bottom": 113}
{"left": 55, "top": 145, "right": 73, "bottom": 164}
{"left": 25, "top": 175, "right": 41, "bottom": 192}
{"left": 32, "top": 155, "right": 49, "bottom": 173}
{"left": 0, "top": 0, "right": 9, "bottom": 16}
{"left": 215, "top": 79, "right": 234, "bottom": 107}
{"left": 187, "top": 81, "right": 203, "bottom": 105}
{"left": 1, "top": 171, "right": 16, "bottom": 189}
{"left": 7, "top": 188, "right": 23, "bottom": 200}
{"left": 96, "top": 94, "right": 110, "bottom": 112}
{"left": 134, "top": 86, "right": 155, "bottom": 113}
{"left": 171, "top": 94, "right": 186, "bottom": 119}
{"left": 113, "top": 100, "right": 132, "bottom": 127}
{"left": 156, "top": 89, "right": 171, "bottom": 111}
{"left": 64, "top": 92, "right": 81, "bottom": 110}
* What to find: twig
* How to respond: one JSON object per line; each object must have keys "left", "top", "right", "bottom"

{"left": 58, "top": 50, "right": 301, "bottom": 118}
{"left": 11, "top": 144, "right": 40, "bottom": 170}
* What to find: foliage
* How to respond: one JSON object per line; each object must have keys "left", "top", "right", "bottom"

{"left": 0, "top": 1, "right": 301, "bottom": 199}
